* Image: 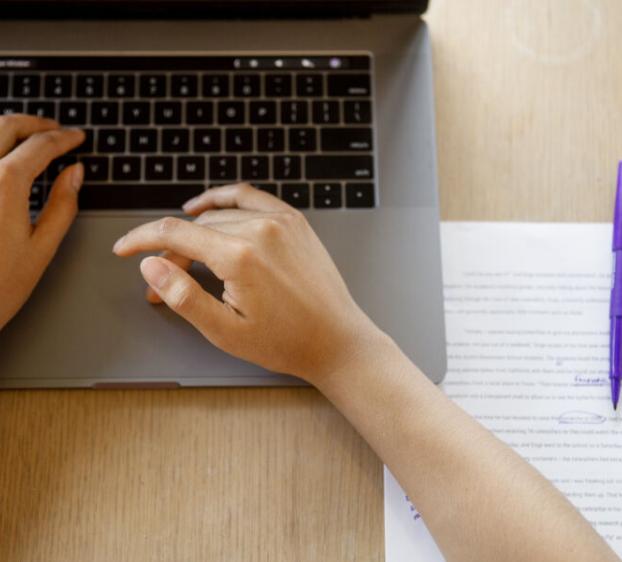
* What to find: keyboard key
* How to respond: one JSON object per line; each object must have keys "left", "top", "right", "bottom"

{"left": 346, "top": 182, "right": 375, "bottom": 207}
{"left": 321, "top": 128, "right": 373, "bottom": 151}
{"left": 281, "top": 183, "right": 310, "bottom": 208}
{"left": 45, "top": 75, "right": 72, "bottom": 97}
{"left": 71, "top": 128, "right": 95, "bottom": 154}
{"left": 187, "top": 102, "right": 213, "bottom": 124}
{"left": 79, "top": 183, "right": 204, "bottom": 210}
{"left": 0, "top": 76, "right": 8, "bottom": 97}
{"left": 140, "top": 74, "right": 167, "bottom": 97}
{"left": 234, "top": 74, "right": 260, "bottom": 97}
{"left": 91, "top": 102, "right": 119, "bottom": 125}
{"left": 130, "top": 129, "right": 158, "bottom": 153}
{"left": 225, "top": 129, "right": 253, "bottom": 152}
{"left": 218, "top": 101, "right": 245, "bottom": 124}
{"left": 344, "top": 100, "right": 371, "bottom": 124}
{"left": 59, "top": 101, "right": 87, "bottom": 125}
{"left": 12, "top": 74, "right": 40, "bottom": 97}
{"left": 313, "top": 182, "right": 342, "bottom": 208}
{"left": 249, "top": 101, "right": 277, "bottom": 124}
{"left": 0, "top": 102, "right": 23, "bottom": 115}
{"left": 171, "top": 75, "right": 198, "bottom": 97}
{"left": 113, "top": 156, "right": 142, "bottom": 181}
{"left": 257, "top": 128, "right": 284, "bottom": 152}
{"left": 162, "top": 128, "right": 189, "bottom": 152}
{"left": 123, "top": 102, "right": 151, "bottom": 125}
{"left": 209, "top": 156, "right": 237, "bottom": 181}
{"left": 30, "top": 183, "right": 45, "bottom": 211}
{"left": 241, "top": 156, "right": 269, "bottom": 180}
{"left": 177, "top": 156, "right": 205, "bottom": 180}
{"left": 27, "top": 101, "right": 55, "bottom": 119}
{"left": 281, "top": 101, "right": 308, "bottom": 124}
{"left": 81, "top": 156, "right": 109, "bottom": 181}
{"left": 265, "top": 74, "right": 292, "bottom": 97}
{"left": 296, "top": 74, "right": 323, "bottom": 97}
{"left": 193, "top": 128, "right": 221, "bottom": 152}
{"left": 273, "top": 155, "right": 301, "bottom": 180}
{"left": 76, "top": 75, "right": 104, "bottom": 97}
{"left": 47, "top": 155, "right": 77, "bottom": 182}
{"left": 155, "top": 102, "right": 182, "bottom": 125}
{"left": 108, "top": 74, "right": 135, "bottom": 97}
{"left": 202, "top": 74, "right": 229, "bottom": 97}
{"left": 289, "top": 128, "right": 316, "bottom": 152}
{"left": 97, "top": 129, "right": 126, "bottom": 153}
{"left": 145, "top": 156, "right": 173, "bottom": 181}
{"left": 255, "top": 183, "right": 277, "bottom": 196}
{"left": 328, "top": 74, "right": 371, "bottom": 96}
{"left": 305, "top": 155, "right": 373, "bottom": 180}
{"left": 312, "top": 101, "right": 340, "bottom": 124}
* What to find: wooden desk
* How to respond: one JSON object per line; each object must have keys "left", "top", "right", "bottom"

{"left": 1, "top": 1, "right": 622, "bottom": 560}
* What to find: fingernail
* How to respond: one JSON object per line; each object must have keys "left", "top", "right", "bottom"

{"left": 182, "top": 196, "right": 200, "bottom": 211}
{"left": 112, "top": 235, "right": 126, "bottom": 253}
{"left": 71, "top": 162, "right": 84, "bottom": 192}
{"left": 140, "top": 257, "right": 171, "bottom": 290}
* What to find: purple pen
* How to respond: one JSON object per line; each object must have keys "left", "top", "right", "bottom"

{"left": 610, "top": 161, "right": 622, "bottom": 410}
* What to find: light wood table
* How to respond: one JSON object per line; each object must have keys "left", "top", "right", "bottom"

{"left": 1, "top": 1, "right": 622, "bottom": 560}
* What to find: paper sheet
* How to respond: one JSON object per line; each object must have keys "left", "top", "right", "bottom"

{"left": 384, "top": 222, "right": 622, "bottom": 561}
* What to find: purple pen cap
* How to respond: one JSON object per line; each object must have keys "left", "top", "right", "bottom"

{"left": 614, "top": 161, "right": 622, "bottom": 251}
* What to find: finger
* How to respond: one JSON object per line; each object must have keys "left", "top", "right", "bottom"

{"left": 1, "top": 128, "right": 85, "bottom": 186}
{"left": 31, "top": 162, "right": 84, "bottom": 263}
{"left": 194, "top": 209, "right": 269, "bottom": 225}
{"left": 145, "top": 250, "right": 193, "bottom": 304}
{"left": 0, "top": 114, "right": 59, "bottom": 157}
{"left": 182, "top": 182, "right": 293, "bottom": 215}
{"left": 140, "top": 256, "right": 240, "bottom": 345}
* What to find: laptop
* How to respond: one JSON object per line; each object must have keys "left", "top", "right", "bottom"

{"left": 0, "top": 0, "right": 446, "bottom": 388}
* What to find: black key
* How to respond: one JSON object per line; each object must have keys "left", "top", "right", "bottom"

{"left": 97, "top": 129, "right": 126, "bottom": 153}
{"left": 265, "top": 74, "right": 292, "bottom": 97}
{"left": 162, "top": 128, "right": 189, "bottom": 152}
{"left": 241, "top": 156, "right": 269, "bottom": 180}
{"left": 12, "top": 74, "right": 40, "bottom": 97}
{"left": 344, "top": 100, "right": 371, "bottom": 124}
{"left": 328, "top": 74, "right": 371, "bottom": 96}
{"left": 313, "top": 182, "right": 342, "bottom": 208}
{"left": 113, "top": 156, "right": 141, "bottom": 181}
{"left": 281, "top": 183, "right": 310, "bottom": 208}
{"left": 312, "top": 101, "right": 340, "bottom": 124}
{"left": 209, "top": 156, "right": 237, "bottom": 181}
{"left": 79, "top": 184, "right": 204, "bottom": 210}
{"left": 249, "top": 101, "right": 277, "bottom": 124}
{"left": 234, "top": 74, "right": 260, "bottom": 97}
{"left": 321, "top": 128, "right": 373, "bottom": 151}
{"left": 193, "top": 128, "right": 221, "bottom": 152}
{"left": 289, "top": 128, "right": 316, "bottom": 152}
{"left": 202, "top": 74, "right": 229, "bottom": 97}
{"left": 177, "top": 156, "right": 205, "bottom": 180}
{"left": 140, "top": 75, "right": 167, "bottom": 97}
{"left": 281, "top": 101, "right": 308, "bottom": 124}
{"left": 225, "top": 129, "right": 253, "bottom": 152}
{"left": 171, "top": 75, "right": 198, "bottom": 97}
{"left": 296, "top": 74, "right": 323, "bottom": 97}
{"left": 108, "top": 74, "right": 135, "bottom": 97}
{"left": 45, "top": 75, "right": 72, "bottom": 97}
{"left": 26, "top": 101, "right": 55, "bottom": 119}
{"left": 145, "top": 156, "right": 173, "bottom": 181}
{"left": 155, "top": 101, "right": 182, "bottom": 125}
{"left": 71, "top": 128, "right": 95, "bottom": 154}
{"left": 187, "top": 102, "right": 213, "bottom": 124}
{"left": 346, "top": 182, "right": 375, "bottom": 207}
{"left": 123, "top": 102, "right": 151, "bottom": 125}
{"left": 0, "top": 75, "right": 8, "bottom": 97}
{"left": 47, "top": 155, "right": 77, "bottom": 182}
{"left": 273, "top": 155, "right": 301, "bottom": 180}
{"left": 218, "top": 101, "right": 245, "bottom": 125}
{"left": 59, "top": 101, "right": 87, "bottom": 125}
{"left": 76, "top": 75, "right": 104, "bottom": 97}
{"left": 130, "top": 129, "right": 158, "bottom": 152}
{"left": 306, "top": 155, "right": 373, "bottom": 180}
{"left": 30, "top": 183, "right": 46, "bottom": 211}
{"left": 257, "top": 128, "right": 284, "bottom": 152}
{"left": 91, "top": 102, "right": 119, "bottom": 125}
{"left": 0, "top": 102, "right": 23, "bottom": 115}
{"left": 81, "top": 156, "right": 109, "bottom": 181}
{"left": 255, "top": 183, "right": 277, "bottom": 196}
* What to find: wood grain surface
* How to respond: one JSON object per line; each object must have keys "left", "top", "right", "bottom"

{"left": 1, "top": 1, "right": 622, "bottom": 560}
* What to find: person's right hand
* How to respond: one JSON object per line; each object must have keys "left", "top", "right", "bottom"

{"left": 112, "top": 183, "right": 388, "bottom": 384}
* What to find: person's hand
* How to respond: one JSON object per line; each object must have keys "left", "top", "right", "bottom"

{"left": 0, "top": 114, "right": 85, "bottom": 330}
{"left": 112, "top": 183, "right": 387, "bottom": 383}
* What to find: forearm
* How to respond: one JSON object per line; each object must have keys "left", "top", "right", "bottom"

{"left": 315, "top": 332, "right": 619, "bottom": 562}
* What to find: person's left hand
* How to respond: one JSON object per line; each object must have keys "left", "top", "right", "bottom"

{"left": 0, "top": 114, "right": 85, "bottom": 330}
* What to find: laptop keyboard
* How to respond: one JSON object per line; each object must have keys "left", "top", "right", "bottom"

{"left": 0, "top": 55, "right": 376, "bottom": 212}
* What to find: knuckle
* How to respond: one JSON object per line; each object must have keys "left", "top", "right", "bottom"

{"left": 0, "top": 160, "right": 19, "bottom": 181}
{"left": 231, "top": 241, "right": 255, "bottom": 269}
{"left": 168, "top": 278, "right": 195, "bottom": 313}
{"left": 0, "top": 113, "right": 19, "bottom": 131}
{"left": 157, "top": 216, "right": 182, "bottom": 237}
{"left": 257, "top": 217, "right": 282, "bottom": 239}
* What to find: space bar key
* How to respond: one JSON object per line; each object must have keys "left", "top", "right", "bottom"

{"left": 79, "top": 184, "right": 206, "bottom": 210}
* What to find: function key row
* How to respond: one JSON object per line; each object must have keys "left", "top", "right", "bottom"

{"left": 0, "top": 72, "right": 371, "bottom": 99}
